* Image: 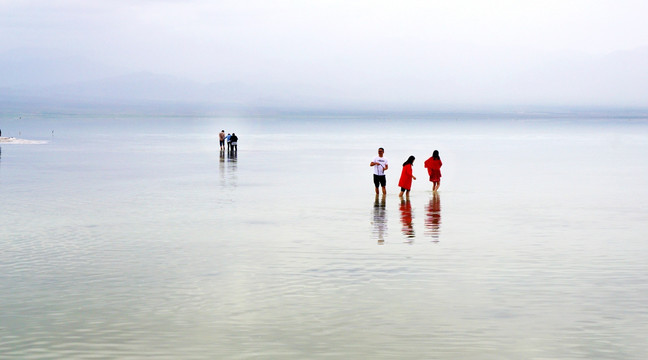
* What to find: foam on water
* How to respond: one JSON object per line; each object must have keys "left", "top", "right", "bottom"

{"left": 0, "top": 137, "right": 48, "bottom": 144}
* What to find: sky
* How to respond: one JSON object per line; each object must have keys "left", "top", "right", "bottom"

{"left": 2, "top": 0, "right": 648, "bottom": 108}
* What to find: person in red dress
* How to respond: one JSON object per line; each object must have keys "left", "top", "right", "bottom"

{"left": 398, "top": 155, "right": 417, "bottom": 198}
{"left": 424, "top": 150, "right": 443, "bottom": 192}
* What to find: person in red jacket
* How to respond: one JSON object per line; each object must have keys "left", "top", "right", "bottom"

{"left": 424, "top": 150, "right": 443, "bottom": 192}
{"left": 398, "top": 155, "right": 417, "bottom": 198}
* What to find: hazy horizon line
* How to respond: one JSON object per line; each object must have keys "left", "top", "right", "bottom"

{"left": 2, "top": 98, "right": 647, "bottom": 120}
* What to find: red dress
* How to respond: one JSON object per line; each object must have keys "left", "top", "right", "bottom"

{"left": 398, "top": 164, "right": 414, "bottom": 190}
{"left": 424, "top": 158, "right": 442, "bottom": 182}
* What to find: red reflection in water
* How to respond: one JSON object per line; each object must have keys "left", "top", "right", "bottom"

{"left": 400, "top": 198, "right": 414, "bottom": 240}
{"left": 425, "top": 193, "right": 441, "bottom": 241}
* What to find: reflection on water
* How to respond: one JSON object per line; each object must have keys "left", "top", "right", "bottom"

{"left": 425, "top": 193, "right": 441, "bottom": 241}
{"left": 399, "top": 198, "right": 415, "bottom": 242}
{"left": 227, "top": 148, "right": 238, "bottom": 162}
{"left": 372, "top": 195, "right": 387, "bottom": 244}
{"left": 4, "top": 116, "right": 647, "bottom": 359}
{"left": 372, "top": 195, "right": 440, "bottom": 243}
{"left": 219, "top": 149, "right": 238, "bottom": 187}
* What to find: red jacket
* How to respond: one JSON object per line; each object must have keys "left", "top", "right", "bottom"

{"left": 398, "top": 164, "right": 414, "bottom": 190}
{"left": 424, "top": 158, "right": 442, "bottom": 176}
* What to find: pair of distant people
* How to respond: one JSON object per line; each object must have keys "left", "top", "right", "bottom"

{"left": 370, "top": 147, "right": 442, "bottom": 196}
{"left": 219, "top": 130, "right": 238, "bottom": 152}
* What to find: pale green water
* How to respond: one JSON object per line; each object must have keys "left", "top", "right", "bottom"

{"left": 1, "top": 114, "right": 647, "bottom": 359}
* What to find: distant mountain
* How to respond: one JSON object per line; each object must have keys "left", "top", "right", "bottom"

{"left": 0, "top": 48, "right": 127, "bottom": 88}
{"left": 1, "top": 46, "right": 647, "bottom": 111}
{"left": 39, "top": 72, "right": 254, "bottom": 104}
{"left": 2, "top": 70, "right": 339, "bottom": 111}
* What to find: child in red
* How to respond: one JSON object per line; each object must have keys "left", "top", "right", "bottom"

{"left": 398, "top": 156, "right": 417, "bottom": 197}
{"left": 424, "top": 150, "right": 442, "bottom": 192}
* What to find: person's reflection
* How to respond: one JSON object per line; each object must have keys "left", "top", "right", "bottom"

{"left": 372, "top": 195, "right": 387, "bottom": 245}
{"left": 425, "top": 193, "right": 441, "bottom": 241}
{"left": 227, "top": 150, "right": 238, "bottom": 174}
{"left": 219, "top": 147, "right": 237, "bottom": 187}
{"left": 227, "top": 149, "right": 238, "bottom": 162}
{"left": 399, "top": 198, "right": 414, "bottom": 242}
{"left": 219, "top": 149, "right": 226, "bottom": 184}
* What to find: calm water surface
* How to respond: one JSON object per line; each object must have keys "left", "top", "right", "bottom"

{"left": 1, "top": 114, "right": 647, "bottom": 359}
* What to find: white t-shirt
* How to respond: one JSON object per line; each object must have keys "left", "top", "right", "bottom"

{"left": 372, "top": 156, "right": 388, "bottom": 176}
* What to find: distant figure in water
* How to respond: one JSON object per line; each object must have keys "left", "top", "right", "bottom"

{"left": 370, "top": 147, "right": 389, "bottom": 195}
{"left": 424, "top": 150, "right": 443, "bottom": 192}
{"left": 398, "top": 155, "right": 417, "bottom": 198}
{"left": 230, "top": 133, "right": 238, "bottom": 152}
{"left": 226, "top": 133, "right": 232, "bottom": 152}
{"left": 219, "top": 130, "right": 226, "bottom": 151}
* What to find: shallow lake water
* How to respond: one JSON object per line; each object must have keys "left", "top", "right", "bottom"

{"left": 1, "top": 114, "right": 647, "bottom": 359}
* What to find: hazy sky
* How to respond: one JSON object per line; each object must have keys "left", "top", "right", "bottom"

{"left": 3, "top": 0, "right": 648, "bottom": 107}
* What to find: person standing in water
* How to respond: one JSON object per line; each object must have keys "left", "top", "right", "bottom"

{"left": 398, "top": 155, "right": 417, "bottom": 198}
{"left": 219, "top": 130, "right": 226, "bottom": 151}
{"left": 424, "top": 150, "right": 443, "bottom": 192}
{"left": 370, "top": 147, "right": 389, "bottom": 195}
{"left": 230, "top": 133, "right": 238, "bottom": 152}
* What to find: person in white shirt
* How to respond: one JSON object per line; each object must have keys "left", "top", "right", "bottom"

{"left": 370, "top": 147, "right": 389, "bottom": 195}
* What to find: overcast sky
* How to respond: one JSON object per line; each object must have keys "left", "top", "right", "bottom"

{"left": 3, "top": 0, "right": 648, "bottom": 107}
